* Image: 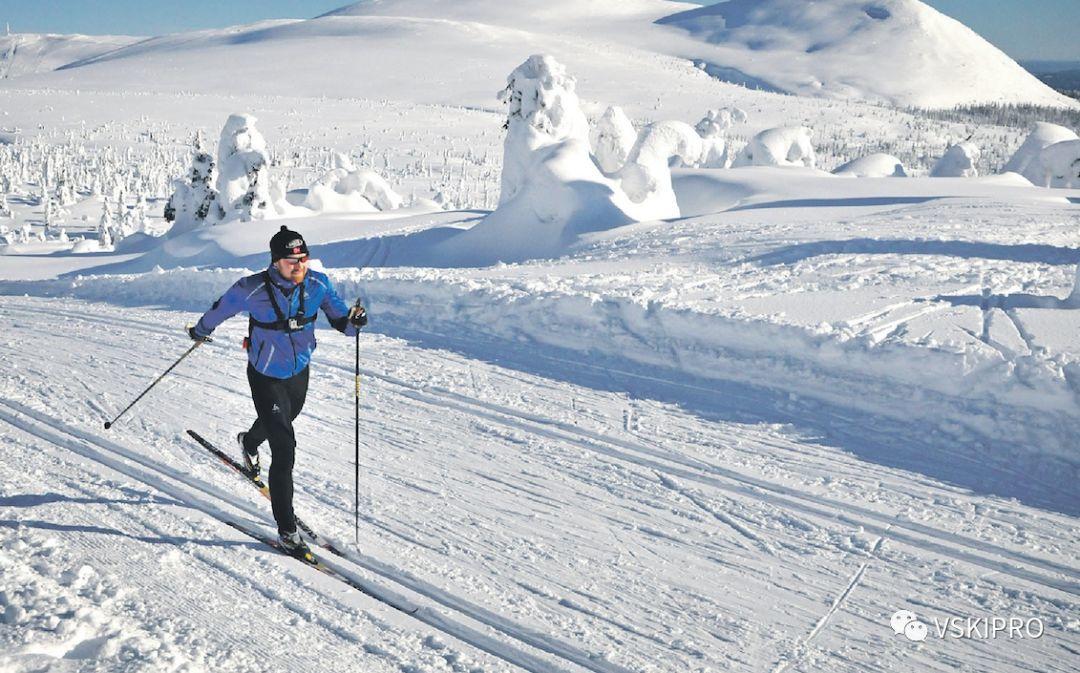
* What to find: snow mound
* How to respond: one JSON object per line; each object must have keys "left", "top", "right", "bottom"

{"left": 304, "top": 154, "right": 403, "bottom": 213}
{"left": 656, "top": 0, "right": 1079, "bottom": 109}
{"left": 732, "top": 126, "right": 816, "bottom": 169}
{"left": 834, "top": 153, "right": 907, "bottom": 177}
{"left": 1003, "top": 123, "right": 1079, "bottom": 176}
{"left": 931, "top": 142, "right": 980, "bottom": 178}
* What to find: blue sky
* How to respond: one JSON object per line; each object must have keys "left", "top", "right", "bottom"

{"left": 2, "top": 1, "right": 1078, "bottom": 61}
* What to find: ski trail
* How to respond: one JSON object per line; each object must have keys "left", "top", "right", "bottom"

{"left": 771, "top": 532, "right": 888, "bottom": 673}
{"left": 3, "top": 299, "right": 1074, "bottom": 595}
{"left": 0, "top": 398, "right": 637, "bottom": 673}
{"left": 653, "top": 471, "right": 773, "bottom": 554}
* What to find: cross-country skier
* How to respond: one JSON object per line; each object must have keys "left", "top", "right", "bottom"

{"left": 187, "top": 225, "right": 367, "bottom": 560}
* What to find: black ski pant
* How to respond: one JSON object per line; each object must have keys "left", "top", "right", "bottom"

{"left": 243, "top": 364, "right": 310, "bottom": 535}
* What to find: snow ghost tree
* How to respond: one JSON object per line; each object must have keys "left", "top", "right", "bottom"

{"left": 216, "top": 114, "right": 272, "bottom": 222}
{"left": 1002, "top": 122, "right": 1078, "bottom": 183}
{"left": 97, "top": 201, "right": 114, "bottom": 249}
{"left": 165, "top": 132, "right": 220, "bottom": 237}
{"left": 496, "top": 54, "right": 591, "bottom": 206}
{"left": 931, "top": 142, "right": 980, "bottom": 177}
{"left": 435, "top": 54, "right": 637, "bottom": 265}
{"left": 590, "top": 106, "right": 637, "bottom": 174}
{"left": 303, "top": 151, "right": 403, "bottom": 213}
{"left": 617, "top": 121, "right": 702, "bottom": 218}
{"left": 732, "top": 126, "right": 817, "bottom": 168}
{"left": 1030, "top": 140, "right": 1080, "bottom": 188}
{"left": 693, "top": 109, "right": 737, "bottom": 168}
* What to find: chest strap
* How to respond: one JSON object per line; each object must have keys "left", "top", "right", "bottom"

{"left": 249, "top": 271, "right": 316, "bottom": 333}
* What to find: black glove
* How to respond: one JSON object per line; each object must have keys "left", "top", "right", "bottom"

{"left": 347, "top": 304, "right": 368, "bottom": 328}
{"left": 187, "top": 325, "right": 211, "bottom": 342}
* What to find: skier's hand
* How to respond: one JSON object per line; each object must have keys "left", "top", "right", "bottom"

{"left": 347, "top": 304, "right": 368, "bottom": 328}
{"left": 186, "top": 325, "right": 212, "bottom": 342}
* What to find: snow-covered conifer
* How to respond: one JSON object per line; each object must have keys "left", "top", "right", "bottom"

{"left": 590, "top": 106, "right": 636, "bottom": 174}
{"left": 732, "top": 126, "right": 817, "bottom": 168}
{"left": 165, "top": 133, "right": 220, "bottom": 236}
{"left": 931, "top": 142, "right": 980, "bottom": 177}
{"left": 216, "top": 114, "right": 272, "bottom": 222}
{"left": 496, "top": 54, "right": 590, "bottom": 206}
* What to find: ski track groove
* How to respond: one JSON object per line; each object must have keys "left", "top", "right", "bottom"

{"left": 6, "top": 299, "right": 1075, "bottom": 595}
{"left": 0, "top": 396, "right": 639, "bottom": 673}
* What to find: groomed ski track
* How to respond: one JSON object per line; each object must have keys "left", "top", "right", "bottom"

{"left": 0, "top": 296, "right": 1076, "bottom": 673}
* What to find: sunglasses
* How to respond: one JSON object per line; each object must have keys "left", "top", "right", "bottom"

{"left": 280, "top": 256, "right": 309, "bottom": 266}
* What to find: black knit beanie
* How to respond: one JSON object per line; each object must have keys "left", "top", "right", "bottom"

{"left": 269, "top": 225, "right": 308, "bottom": 260}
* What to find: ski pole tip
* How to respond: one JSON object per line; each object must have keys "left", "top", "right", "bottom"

{"left": 103, "top": 421, "right": 112, "bottom": 430}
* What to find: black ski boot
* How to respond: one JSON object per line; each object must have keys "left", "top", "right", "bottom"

{"left": 278, "top": 530, "right": 316, "bottom": 564}
{"left": 237, "top": 432, "right": 260, "bottom": 478}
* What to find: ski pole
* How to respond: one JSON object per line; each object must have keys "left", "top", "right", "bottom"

{"left": 104, "top": 335, "right": 210, "bottom": 430}
{"left": 354, "top": 323, "right": 361, "bottom": 545}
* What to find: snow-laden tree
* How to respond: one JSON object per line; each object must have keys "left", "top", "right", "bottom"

{"left": 98, "top": 200, "right": 116, "bottom": 247}
{"left": 165, "top": 133, "right": 220, "bottom": 237}
{"left": 617, "top": 121, "right": 702, "bottom": 217}
{"left": 436, "top": 54, "right": 638, "bottom": 264}
{"left": 931, "top": 142, "right": 980, "bottom": 177}
{"left": 1002, "top": 122, "right": 1078, "bottom": 181}
{"left": 1029, "top": 139, "right": 1080, "bottom": 188}
{"left": 216, "top": 114, "right": 272, "bottom": 222}
{"left": 732, "top": 126, "right": 817, "bottom": 168}
{"left": 590, "top": 106, "right": 636, "bottom": 174}
{"left": 496, "top": 54, "right": 590, "bottom": 206}
{"left": 693, "top": 110, "right": 739, "bottom": 169}
{"left": 304, "top": 151, "right": 403, "bottom": 213}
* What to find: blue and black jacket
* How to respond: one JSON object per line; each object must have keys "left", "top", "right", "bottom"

{"left": 193, "top": 266, "right": 359, "bottom": 379}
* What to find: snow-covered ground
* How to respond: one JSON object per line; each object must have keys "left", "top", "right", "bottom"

{"left": 1, "top": 297, "right": 1077, "bottom": 673}
{"left": 1, "top": 0, "right": 1079, "bottom": 671}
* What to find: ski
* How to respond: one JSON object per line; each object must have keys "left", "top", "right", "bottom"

{"left": 225, "top": 520, "right": 420, "bottom": 616}
{"left": 186, "top": 429, "right": 346, "bottom": 557}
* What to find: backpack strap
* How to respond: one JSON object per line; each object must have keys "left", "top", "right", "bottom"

{"left": 249, "top": 270, "right": 316, "bottom": 334}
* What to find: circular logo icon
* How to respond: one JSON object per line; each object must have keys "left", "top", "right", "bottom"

{"left": 904, "top": 621, "right": 928, "bottom": 642}
{"left": 891, "top": 610, "right": 918, "bottom": 635}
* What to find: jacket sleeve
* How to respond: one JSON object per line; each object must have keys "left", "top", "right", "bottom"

{"left": 193, "top": 279, "right": 251, "bottom": 337}
{"left": 317, "top": 275, "right": 360, "bottom": 336}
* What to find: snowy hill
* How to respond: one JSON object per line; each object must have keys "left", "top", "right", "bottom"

{"left": 2, "top": 0, "right": 1075, "bottom": 110}
{"left": 655, "top": 0, "right": 1078, "bottom": 108}
{"left": 0, "top": 32, "right": 141, "bottom": 79}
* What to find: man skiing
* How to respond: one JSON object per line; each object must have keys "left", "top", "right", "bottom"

{"left": 187, "top": 225, "right": 367, "bottom": 560}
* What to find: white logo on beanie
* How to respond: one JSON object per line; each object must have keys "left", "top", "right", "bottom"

{"left": 286, "top": 238, "right": 303, "bottom": 248}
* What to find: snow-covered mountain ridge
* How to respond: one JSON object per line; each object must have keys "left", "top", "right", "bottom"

{"left": 2, "top": 0, "right": 1075, "bottom": 110}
